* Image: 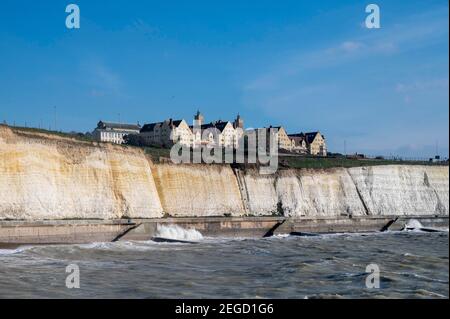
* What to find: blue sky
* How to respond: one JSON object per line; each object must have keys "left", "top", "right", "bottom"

{"left": 0, "top": 0, "right": 448, "bottom": 157}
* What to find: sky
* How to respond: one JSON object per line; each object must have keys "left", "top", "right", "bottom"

{"left": 0, "top": 0, "right": 448, "bottom": 157}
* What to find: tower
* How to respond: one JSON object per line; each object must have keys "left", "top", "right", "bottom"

{"left": 234, "top": 114, "right": 244, "bottom": 129}
{"left": 194, "top": 110, "right": 204, "bottom": 126}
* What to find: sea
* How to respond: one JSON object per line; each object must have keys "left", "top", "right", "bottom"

{"left": 0, "top": 226, "right": 448, "bottom": 299}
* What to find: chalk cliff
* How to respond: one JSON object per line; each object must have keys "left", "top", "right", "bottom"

{"left": 152, "top": 164, "right": 244, "bottom": 217}
{"left": 0, "top": 126, "right": 163, "bottom": 220}
{"left": 348, "top": 165, "right": 449, "bottom": 216}
{"left": 0, "top": 126, "right": 448, "bottom": 220}
{"left": 240, "top": 166, "right": 448, "bottom": 217}
{"left": 241, "top": 169, "right": 368, "bottom": 217}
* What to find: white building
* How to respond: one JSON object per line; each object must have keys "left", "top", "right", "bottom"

{"left": 140, "top": 111, "right": 245, "bottom": 149}
{"left": 190, "top": 112, "right": 244, "bottom": 149}
{"left": 93, "top": 121, "right": 141, "bottom": 144}
{"left": 289, "top": 132, "right": 327, "bottom": 156}
{"left": 140, "top": 119, "right": 192, "bottom": 147}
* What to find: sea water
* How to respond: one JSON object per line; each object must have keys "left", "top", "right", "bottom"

{"left": 0, "top": 229, "right": 448, "bottom": 299}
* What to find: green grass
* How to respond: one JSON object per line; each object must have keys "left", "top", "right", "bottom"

{"left": 8, "top": 125, "right": 95, "bottom": 143}
{"left": 280, "top": 155, "right": 447, "bottom": 169}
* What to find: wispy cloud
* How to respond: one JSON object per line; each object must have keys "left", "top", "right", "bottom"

{"left": 131, "top": 19, "right": 160, "bottom": 38}
{"left": 395, "top": 78, "right": 449, "bottom": 105}
{"left": 83, "top": 62, "right": 123, "bottom": 97}
{"left": 241, "top": 5, "right": 448, "bottom": 156}
{"left": 244, "top": 7, "right": 448, "bottom": 92}
{"left": 395, "top": 78, "right": 449, "bottom": 93}
{"left": 338, "top": 41, "right": 364, "bottom": 53}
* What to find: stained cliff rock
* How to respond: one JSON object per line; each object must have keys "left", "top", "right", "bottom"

{"left": 348, "top": 165, "right": 449, "bottom": 216}
{"left": 242, "top": 168, "right": 367, "bottom": 217}
{"left": 0, "top": 126, "right": 448, "bottom": 220}
{"left": 0, "top": 126, "right": 163, "bottom": 220}
{"left": 152, "top": 164, "right": 244, "bottom": 217}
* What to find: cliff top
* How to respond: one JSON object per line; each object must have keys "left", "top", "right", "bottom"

{"left": 0, "top": 125, "right": 145, "bottom": 157}
{"left": 1, "top": 124, "right": 447, "bottom": 170}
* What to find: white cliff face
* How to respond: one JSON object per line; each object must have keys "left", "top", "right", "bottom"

{"left": 348, "top": 165, "right": 449, "bottom": 216}
{"left": 0, "top": 126, "right": 448, "bottom": 220}
{"left": 241, "top": 172, "right": 278, "bottom": 216}
{"left": 242, "top": 169, "right": 367, "bottom": 217}
{"left": 152, "top": 164, "right": 245, "bottom": 217}
{"left": 0, "top": 127, "right": 163, "bottom": 220}
{"left": 276, "top": 169, "right": 367, "bottom": 217}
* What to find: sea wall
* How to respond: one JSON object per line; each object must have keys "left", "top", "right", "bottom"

{"left": 0, "top": 126, "right": 448, "bottom": 221}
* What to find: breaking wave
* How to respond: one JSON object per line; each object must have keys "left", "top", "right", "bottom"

{"left": 155, "top": 224, "right": 203, "bottom": 241}
{"left": 405, "top": 219, "right": 424, "bottom": 230}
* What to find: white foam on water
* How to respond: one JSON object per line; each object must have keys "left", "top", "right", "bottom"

{"left": 390, "top": 271, "right": 449, "bottom": 284}
{"left": 155, "top": 224, "right": 203, "bottom": 241}
{"left": 271, "top": 234, "right": 290, "bottom": 239}
{"left": 0, "top": 249, "right": 20, "bottom": 255}
{"left": 78, "top": 240, "right": 163, "bottom": 251}
{"left": 404, "top": 219, "right": 424, "bottom": 230}
{"left": 0, "top": 245, "right": 35, "bottom": 255}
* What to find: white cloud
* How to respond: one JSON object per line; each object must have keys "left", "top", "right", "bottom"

{"left": 244, "top": 7, "right": 448, "bottom": 93}
{"left": 83, "top": 62, "right": 123, "bottom": 97}
{"left": 396, "top": 78, "right": 449, "bottom": 93}
{"left": 92, "top": 65, "right": 121, "bottom": 90}
{"left": 339, "top": 41, "right": 364, "bottom": 53}
{"left": 132, "top": 19, "right": 159, "bottom": 37}
{"left": 240, "top": 6, "right": 449, "bottom": 156}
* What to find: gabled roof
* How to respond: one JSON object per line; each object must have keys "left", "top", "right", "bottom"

{"left": 140, "top": 119, "right": 186, "bottom": 133}
{"left": 288, "top": 133, "right": 305, "bottom": 138}
{"left": 212, "top": 121, "right": 231, "bottom": 132}
{"left": 290, "top": 135, "right": 306, "bottom": 143}
{"left": 140, "top": 122, "right": 163, "bottom": 133}
{"left": 304, "top": 132, "right": 320, "bottom": 144}
{"left": 189, "top": 120, "right": 232, "bottom": 133}
{"left": 289, "top": 132, "right": 324, "bottom": 144}
{"left": 171, "top": 120, "right": 184, "bottom": 127}
{"left": 97, "top": 121, "right": 141, "bottom": 131}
